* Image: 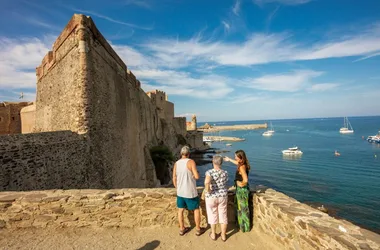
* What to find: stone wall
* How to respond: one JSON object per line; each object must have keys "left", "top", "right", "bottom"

{"left": 0, "top": 188, "right": 236, "bottom": 229}
{"left": 0, "top": 188, "right": 378, "bottom": 249}
{"left": 254, "top": 188, "right": 380, "bottom": 250}
{"left": 186, "top": 130, "right": 205, "bottom": 149}
{"left": 0, "top": 131, "right": 95, "bottom": 191}
{"left": 20, "top": 104, "right": 36, "bottom": 134}
{"left": 31, "top": 14, "right": 189, "bottom": 189}
{"left": 173, "top": 117, "right": 187, "bottom": 137}
{"left": 0, "top": 102, "right": 31, "bottom": 135}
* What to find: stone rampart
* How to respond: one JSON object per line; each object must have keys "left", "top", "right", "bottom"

{"left": 31, "top": 14, "right": 190, "bottom": 189}
{"left": 0, "top": 188, "right": 379, "bottom": 249}
{"left": 20, "top": 103, "right": 36, "bottom": 134}
{"left": 0, "top": 102, "right": 31, "bottom": 135}
{"left": 254, "top": 188, "right": 380, "bottom": 250}
{"left": 0, "top": 131, "right": 94, "bottom": 191}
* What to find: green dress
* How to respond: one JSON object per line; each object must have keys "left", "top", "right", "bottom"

{"left": 235, "top": 169, "right": 250, "bottom": 232}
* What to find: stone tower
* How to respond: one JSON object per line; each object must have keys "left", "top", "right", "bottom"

{"left": 191, "top": 114, "right": 197, "bottom": 131}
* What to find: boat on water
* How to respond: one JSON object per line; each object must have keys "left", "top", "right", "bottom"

{"left": 367, "top": 131, "right": 380, "bottom": 143}
{"left": 262, "top": 122, "right": 275, "bottom": 136}
{"left": 203, "top": 136, "right": 213, "bottom": 142}
{"left": 282, "top": 146, "right": 303, "bottom": 155}
{"left": 282, "top": 147, "right": 303, "bottom": 155}
{"left": 339, "top": 117, "right": 354, "bottom": 134}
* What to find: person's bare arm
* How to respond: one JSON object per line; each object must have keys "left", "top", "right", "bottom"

{"left": 172, "top": 163, "right": 177, "bottom": 188}
{"left": 224, "top": 156, "right": 238, "bottom": 165}
{"left": 189, "top": 160, "right": 199, "bottom": 180}
{"left": 204, "top": 174, "right": 211, "bottom": 192}
{"left": 236, "top": 165, "right": 248, "bottom": 187}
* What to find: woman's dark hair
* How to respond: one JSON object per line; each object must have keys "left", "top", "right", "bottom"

{"left": 235, "top": 150, "right": 250, "bottom": 171}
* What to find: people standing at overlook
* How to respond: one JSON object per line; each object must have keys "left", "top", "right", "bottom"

{"left": 204, "top": 155, "right": 229, "bottom": 241}
{"left": 172, "top": 146, "right": 203, "bottom": 236}
{"left": 224, "top": 150, "right": 251, "bottom": 232}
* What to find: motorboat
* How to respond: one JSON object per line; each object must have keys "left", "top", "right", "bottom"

{"left": 367, "top": 131, "right": 380, "bottom": 143}
{"left": 339, "top": 117, "right": 354, "bottom": 134}
{"left": 203, "top": 136, "right": 213, "bottom": 142}
{"left": 262, "top": 122, "right": 275, "bottom": 136}
{"left": 282, "top": 146, "right": 303, "bottom": 155}
{"left": 262, "top": 131, "right": 274, "bottom": 136}
{"left": 226, "top": 143, "right": 232, "bottom": 147}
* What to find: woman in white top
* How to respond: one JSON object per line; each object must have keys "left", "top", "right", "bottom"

{"left": 204, "top": 155, "right": 229, "bottom": 242}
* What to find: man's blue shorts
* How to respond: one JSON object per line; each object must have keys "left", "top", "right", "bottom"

{"left": 177, "top": 196, "right": 200, "bottom": 210}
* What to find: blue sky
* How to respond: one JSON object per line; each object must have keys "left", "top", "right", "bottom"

{"left": 0, "top": 0, "right": 379, "bottom": 122}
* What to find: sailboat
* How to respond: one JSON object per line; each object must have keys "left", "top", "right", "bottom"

{"left": 262, "top": 122, "right": 275, "bottom": 136}
{"left": 339, "top": 117, "right": 354, "bottom": 134}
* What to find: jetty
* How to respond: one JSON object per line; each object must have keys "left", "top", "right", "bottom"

{"left": 199, "top": 123, "right": 267, "bottom": 133}
{"left": 206, "top": 136, "right": 245, "bottom": 142}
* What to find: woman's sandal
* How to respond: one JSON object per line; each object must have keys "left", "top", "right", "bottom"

{"left": 209, "top": 232, "right": 216, "bottom": 241}
{"left": 179, "top": 227, "right": 190, "bottom": 236}
{"left": 195, "top": 228, "right": 204, "bottom": 236}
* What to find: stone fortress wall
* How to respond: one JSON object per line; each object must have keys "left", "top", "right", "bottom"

{"left": 0, "top": 14, "right": 204, "bottom": 191}
{"left": 0, "top": 102, "right": 32, "bottom": 135}
{"left": 0, "top": 188, "right": 378, "bottom": 249}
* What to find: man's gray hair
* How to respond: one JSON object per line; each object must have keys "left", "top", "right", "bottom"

{"left": 213, "top": 155, "right": 223, "bottom": 166}
{"left": 180, "top": 146, "right": 190, "bottom": 156}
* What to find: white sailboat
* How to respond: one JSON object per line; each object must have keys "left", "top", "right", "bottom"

{"left": 262, "top": 122, "right": 275, "bottom": 136}
{"left": 339, "top": 117, "right": 354, "bottom": 134}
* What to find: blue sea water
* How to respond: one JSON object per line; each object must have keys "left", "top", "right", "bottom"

{"left": 196, "top": 116, "right": 380, "bottom": 233}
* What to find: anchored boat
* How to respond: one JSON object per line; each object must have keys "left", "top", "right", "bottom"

{"left": 262, "top": 122, "right": 275, "bottom": 136}
{"left": 339, "top": 117, "right": 354, "bottom": 134}
{"left": 282, "top": 146, "right": 303, "bottom": 156}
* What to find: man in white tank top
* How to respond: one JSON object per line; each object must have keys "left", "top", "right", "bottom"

{"left": 172, "top": 146, "right": 202, "bottom": 236}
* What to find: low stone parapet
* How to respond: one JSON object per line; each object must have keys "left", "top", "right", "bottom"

{"left": 0, "top": 188, "right": 239, "bottom": 230}
{"left": 255, "top": 188, "right": 380, "bottom": 250}
{"left": 1, "top": 188, "right": 379, "bottom": 249}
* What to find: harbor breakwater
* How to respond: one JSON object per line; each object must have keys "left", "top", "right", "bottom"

{"left": 0, "top": 188, "right": 379, "bottom": 249}
{"left": 199, "top": 123, "right": 267, "bottom": 133}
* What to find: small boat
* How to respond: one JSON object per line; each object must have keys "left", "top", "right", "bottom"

{"left": 262, "top": 122, "right": 275, "bottom": 136}
{"left": 203, "top": 136, "right": 213, "bottom": 142}
{"left": 334, "top": 150, "right": 340, "bottom": 156}
{"left": 282, "top": 146, "right": 303, "bottom": 155}
{"left": 339, "top": 117, "right": 354, "bottom": 134}
{"left": 367, "top": 131, "right": 380, "bottom": 143}
{"left": 226, "top": 143, "right": 232, "bottom": 147}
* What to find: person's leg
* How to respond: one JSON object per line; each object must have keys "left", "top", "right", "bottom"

{"left": 186, "top": 196, "right": 201, "bottom": 232}
{"left": 236, "top": 187, "right": 250, "bottom": 232}
{"left": 194, "top": 208, "right": 201, "bottom": 230}
{"left": 178, "top": 208, "right": 185, "bottom": 230}
{"left": 218, "top": 197, "right": 228, "bottom": 240}
{"left": 177, "top": 196, "right": 188, "bottom": 235}
{"left": 206, "top": 198, "right": 218, "bottom": 239}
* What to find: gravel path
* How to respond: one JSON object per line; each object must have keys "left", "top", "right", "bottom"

{"left": 0, "top": 226, "right": 282, "bottom": 250}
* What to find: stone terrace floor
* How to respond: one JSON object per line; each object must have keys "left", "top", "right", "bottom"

{"left": 0, "top": 226, "right": 282, "bottom": 250}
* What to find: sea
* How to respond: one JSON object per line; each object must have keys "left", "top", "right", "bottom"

{"left": 195, "top": 116, "right": 380, "bottom": 233}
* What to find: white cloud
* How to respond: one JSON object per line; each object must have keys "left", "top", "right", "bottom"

{"left": 353, "top": 52, "right": 380, "bottom": 62}
{"left": 124, "top": 0, "right": 151, "bottom": 9}
{"left": 0, "top": 37, "right": 52, "bottom": 89}
{"left": 222, "top": 21, "right": 231, "bottom": 33}
{"left": 141, "top": 24, "right": 380, "bottom": 67}
{"left": 232, "top": 0, "right": 241, "bottom": 16}
{"left": 112, "top": 44, "right": 155, "bottom": 68}
{"left": 253, "top": 0, "right": 311, "bottom": 6}
{"left": 136, "top": 69, "right": 234, "bottom": 98}
{"left": 72, "top": 8, "right": 154, "bottom": 30}
{"left": 244, "top": 70, "right": 324, "bottom": 92}
{"left": 309, "top": 83, "right": 339, "bottom": 92}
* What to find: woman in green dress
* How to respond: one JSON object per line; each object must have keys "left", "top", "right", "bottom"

{"left": 224, "top": 150, "right": 251, "bottom": 232}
